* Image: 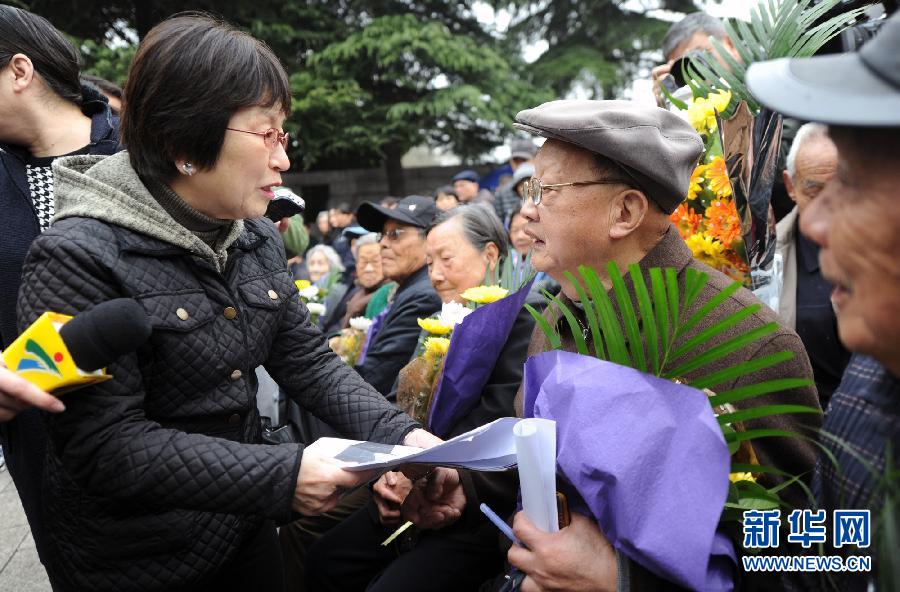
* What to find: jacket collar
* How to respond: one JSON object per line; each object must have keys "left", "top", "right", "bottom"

{"left": 395, "top": 265, "right": 431, "bottom": 296}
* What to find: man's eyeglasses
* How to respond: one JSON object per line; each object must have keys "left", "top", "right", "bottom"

{"left": 522, "top": 177, "right": 629, "bottom": 206}
{"left": 225, "top": 127, "right": 289, "bottom": 151}
{"left": 377, "top": 227, "right": 420, "bottom": 243}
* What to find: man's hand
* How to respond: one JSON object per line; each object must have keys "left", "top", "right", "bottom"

{"left": 0, "top": 361, "right": 65, "bottom": 423}
{"left": 372, "top": 471, "right": 413, "bottom": 525}
{"left": 508, "top": 512, "right": 617, "bottom": 592}
{"left": 293, "top": 450, "right": 375, "bottom": 515}
{"left": 401, "top": 467, "right": 466, "bottom": 530}
{"left": 651, "top": 62, "right": 674, "bottom": 108}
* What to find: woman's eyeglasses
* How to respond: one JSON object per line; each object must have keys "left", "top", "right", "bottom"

{"left": 522, "top": 177, "right": 629, "bottom": 206}
{"left": 225, "top": 127, "right": 289, "bottom": 151}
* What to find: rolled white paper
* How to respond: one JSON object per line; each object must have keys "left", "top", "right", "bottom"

{"left": 514, "top": 418, "right": 558, "bottom": 533}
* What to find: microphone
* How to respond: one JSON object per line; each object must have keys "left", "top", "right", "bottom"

{"left": 2, "top": 299, "right": 153, "bottom": 393}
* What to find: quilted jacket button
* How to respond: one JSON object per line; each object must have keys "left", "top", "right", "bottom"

{"left": 267, "top": 289, "right": 279, "bottom": 300}
{"left": 176, "top": 307, "right": 189, "bottom": 321}
{"left": 230, "top": 369, "right": 242, "bottom": 381}
{"left": 223, "top": 306, "right": 238, "bottom": 320}
{"left": 227, "top": 413, "right": 241, "bottom": 426}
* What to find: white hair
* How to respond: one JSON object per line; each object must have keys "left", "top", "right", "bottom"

{"left": 786, "top": 123, "right": 830, "bottom": 179}
{"left": 352, "top": 232, "right": 379, "bottom": 259}
{"left": 305, "top": 244, "right": 345, "bottom": 273}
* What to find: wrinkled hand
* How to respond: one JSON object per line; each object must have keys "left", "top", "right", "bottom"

{"left": 293, "top": 450, "right": 376, "bottom": 515}
{"left": 0, "top": 362, "right": 65, "bottom": 423}
{"left": 373, "top": 471, "right": 413, "bottom": 526}
{"left": 401, "top": 467, "right": 466, "bottom": 530}
{"left": 508, "top": 512, "right": 617, "bottom": 592}
{"left": 399, "top": 429, "right": 443, "bottom": 481}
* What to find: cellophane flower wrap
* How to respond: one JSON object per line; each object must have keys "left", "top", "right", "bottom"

{"left": 523, "top": 350, "right": 736, "bottom": 591}
{"left": 426, "top": 279, "right": 534, "bottom": 438}
{"left": 331, "top": 317, "right": 373, "bottom": 366}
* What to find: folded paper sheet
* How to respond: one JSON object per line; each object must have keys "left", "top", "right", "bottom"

{"left": 306, "top": 417, "right": 520, "bottom": 472}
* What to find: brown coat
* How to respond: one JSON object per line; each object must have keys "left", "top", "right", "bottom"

{"left": 515, "top": 225, "right": 822, "bottom": 591}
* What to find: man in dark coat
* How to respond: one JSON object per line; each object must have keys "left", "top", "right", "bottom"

{"left": 355, "top": 195, "right": 442, "bottom": 397}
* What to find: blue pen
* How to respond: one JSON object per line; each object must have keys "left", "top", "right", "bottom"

{"left": 480, "top": 503, "right": 525, "bottom": 547}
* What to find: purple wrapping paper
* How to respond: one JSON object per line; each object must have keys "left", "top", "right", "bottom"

{"left": 524, "top": 350, "right": 736, "bottom": 591}
{"left": 355, "top": 305, "right": 391, "bottom": 366}
{"left": 427, "top": 280, "right": 534, "bottom": 438}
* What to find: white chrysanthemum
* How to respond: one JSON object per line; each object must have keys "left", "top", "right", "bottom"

{"left": 349, "top": 317, "right": 373, "bottom": 333}
{"left": 306, "top": 302, "right": 326, "bottom": 316}
{"left": 299, "top": 285, "right": 320, "bottom": 300}
{"left": 439, "top": 301, "right": 472, "bottom": 327}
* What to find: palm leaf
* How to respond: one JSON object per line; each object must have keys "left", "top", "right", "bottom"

{"left": 609, "top": 263, "right": 647, "bottom": 373}
{"left": 565, "top": 270, "right": 605, "bottom": 359}
{"left": 694, "top": 0, "right": 869, "bottom": 114}
{"left": 543, "top": 290, "right": 588, "bottom": 356}
{"left": 708, "top": 378, "right": 813, "bottom": 407}
{"left": 689, "top": 350, "right": 796, "bottom": 390}
{"left": 665, "top": 322, "right": 779, "bottom": 379}
{"left": 716, "top": 404, "right": 820, "bottom": 425}
{"left": 525, "top": 303, "right": 561, "bottom": 350}
{"left": 582, "top": 266, "right": 632, "bottom": 366}
{"left": 629, "top": 265, "right": 659, "bottom": 375}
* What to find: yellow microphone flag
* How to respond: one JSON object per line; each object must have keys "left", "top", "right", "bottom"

{"left": 1, "top": 312, "right": 111, "bottom": 394}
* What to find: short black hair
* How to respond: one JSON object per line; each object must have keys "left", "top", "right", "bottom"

{"left": 121, "top": 13, "right": 291, "bottom": 184}
{"left": 435, "top": 185, "right": 458, "bottom": 198}
{"left": 331, "top": 202, "right": 354, "bottom": 214}
{"left": 0, "top": 5, "right": 82, "bottom": 105}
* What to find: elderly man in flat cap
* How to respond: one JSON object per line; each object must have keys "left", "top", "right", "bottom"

{"left": 404, "top": 99, "right": 822, "bottom": 591}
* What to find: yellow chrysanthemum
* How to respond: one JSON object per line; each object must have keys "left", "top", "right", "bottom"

{"left": 417, "top": 317, "right": 453, "bottom": 335}
{"left": 708, "top": 89, "right": 732, "bottom": 114}
{"left": 706, "top": 156, "right": 733, "bottom": 199}
{"left": 729, "top": 472, "right": 756, "bottom": 484}
{"left": 687, "top": 164, "right": 706, "bottom": 201}
{"left": 688, "top": 99, "right": 718, "bottom": 135}
{"left": 685, "top": 233, "right": 729, "bottom": 270}
{"left": 423, "top": 337, "right": 451, "bottom": 359}
{"left": 460, "top": 285, "right": 509, "bottom": 304}
{"left": 416, "top": 319, "right": 453, "bottom": 335}
{"left": 294, "top": 279, "right": 312, "bottom": 291}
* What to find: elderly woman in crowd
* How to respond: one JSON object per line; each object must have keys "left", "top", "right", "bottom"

{"left": 15, "top": 14, "right": 437, "bottom": 592}
{"left": 308, "top": 204, "right": 539, "bottom": 592}
{"left": 305, "top": 243, "right": 344, "bottom": 286}
{"left": 321, "top": 233, "right": 391, "bottom": 334}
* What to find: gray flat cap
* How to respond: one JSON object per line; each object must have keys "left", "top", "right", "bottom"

{"left": 514, "top": 99, "right": 703, "bottom": 213}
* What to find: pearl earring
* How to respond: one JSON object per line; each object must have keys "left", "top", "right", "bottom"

{"left": 182, "top": 162, "right": 194, "bottom": 176}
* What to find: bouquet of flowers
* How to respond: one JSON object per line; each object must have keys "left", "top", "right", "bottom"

{"left": 295, "top": 279, "right": 326, "bottom": 322}
{"left": 670, "top": 89, "right": 751, "bottom": 285}
{"left": 524, "top": 262, "right": 816, "bottom": 590}
{"left": 330, "top": 316, "right": 374, "bottom": 366}
{"left": 396, "top": 253, "right": 535, "bottom": 432}
{"left": 670, "top": 0, "right": 868, "bottom": 301}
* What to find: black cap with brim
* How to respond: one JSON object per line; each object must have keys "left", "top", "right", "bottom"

{"left": 356, "top": 195, "right": 438, "bottom": 232}
{"left": 746, "top": 13, "right": 900, "bottom": 127}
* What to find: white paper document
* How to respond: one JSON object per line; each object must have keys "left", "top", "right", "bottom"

{"left": 306, "top": 417, "right": 521, "bottom": 472}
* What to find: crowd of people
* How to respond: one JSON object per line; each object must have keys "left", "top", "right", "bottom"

{"left": 0, "top": 4, "right": 897, "bottom": 592}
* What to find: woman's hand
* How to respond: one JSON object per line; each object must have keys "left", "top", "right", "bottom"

{"left": 293, "top": 450, "right": 375, "bottom": 515}
{"left": 372, "top": 471, "right": 413, "bottom": 525}
{"left": 0, "top": 360, "right": 65, "bottom": 422}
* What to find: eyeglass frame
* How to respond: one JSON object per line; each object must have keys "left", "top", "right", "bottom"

{"left": 522, "top": 177, "right": 630, "bottom": 206}
{"left": 377, "top": 226, "right": 425, "bottom": 243}
{"left": 225, "top": 127, "right": 289, "bottom": 151}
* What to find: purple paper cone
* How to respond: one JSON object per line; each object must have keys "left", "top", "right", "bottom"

{"left": 524, "top": 350, "right": 736, "bottom": 591}
{"left": 427, "top": 280, "right": 533, "bottom": 438}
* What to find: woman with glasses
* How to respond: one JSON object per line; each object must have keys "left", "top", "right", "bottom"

{"left": 16, "top": 14, "right": 437, "bottom": 592}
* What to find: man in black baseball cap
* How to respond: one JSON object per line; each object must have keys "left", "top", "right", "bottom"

{"left": 748, "top": 13, "right": 900, "bottom": 590}
{"left": 354, "top": 195, "right": 441, "bottom": 397}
